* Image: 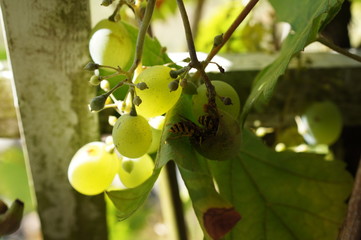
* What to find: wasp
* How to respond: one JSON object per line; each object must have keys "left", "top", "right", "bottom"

{"left": 169, "top": 119, "right": 200, "bottom": 137}
{"left": 169, "top": 114, "right": 219, "bottom": 144}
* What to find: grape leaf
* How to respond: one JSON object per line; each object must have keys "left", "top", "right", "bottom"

{"left": 240, "top": 0, "right": 343, "bottom": 122}
{"left": 161, "top": 95, "right": 241, "bottom": 240}
{"left": 122, "top": 21, "right": 172, "bottom": 67}
{"left": 208, "top": 130, "right": 353, "bottom": 240}
{"left": 107, "top": 94, "right": 241, "bottom": 238}
{"left": 106, "top": 168, "right": 161, "bottom": 220}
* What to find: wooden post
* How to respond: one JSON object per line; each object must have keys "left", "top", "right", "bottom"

{"left": 0, "top": 1, "right": 108, "bottom": 239}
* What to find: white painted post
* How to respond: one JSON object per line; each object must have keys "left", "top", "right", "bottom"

{"left": 0, "top": 1, "right": 108, "bottom": 239}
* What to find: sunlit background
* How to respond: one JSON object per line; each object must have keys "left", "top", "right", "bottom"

{"left": 1, "top": 0, "right": 361, "bottom": 239}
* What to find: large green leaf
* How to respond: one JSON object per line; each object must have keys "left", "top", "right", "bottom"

{"left": 240, "top": 0, "right": 343, "bottom": 122}
{"left": 105, "top": 94, "right": 198, "bottom": 221}
{"left": 209, "top": 130, "right": 353, "bottom": 240}
{"left": 105, "top": 20, "right": 174, "bottom": 216}
{"left": 107, "top": 94, "right": 241, "bottom": 238}
{"left": 162, "top": 94, "right": 241, "bottom": 240}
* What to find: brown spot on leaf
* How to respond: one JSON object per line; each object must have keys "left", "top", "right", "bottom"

{"left": 203, "top": 207, "right": 241, "bottom": 240}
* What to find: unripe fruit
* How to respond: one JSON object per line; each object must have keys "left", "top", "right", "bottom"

{"left": 90, "top": 94, "right": 107, "bottom": 111}
{"left": 134, "top": 66, "right": 182, "bottom": 118}
{"left": 192, "top": 81, "right": 240, "bottom": 119}
{"left": 118, "top": 154, "right": 154, "bottom": 188}
{"left": 89, "top": 75, "right": 101, "bottom": 86}
{"left": 297, "top": 101, "right": 342, "bottom": 145}
{"left": 213, "top": 34, "right": 224, "bottom": 47}
{"left": 68, "top": 142, "right": 119, "bottom": 195}
{"left": 136, "top": 82, "right": 149, "bottom": 90}
{"left": 168, "top": 80, "right": 179, "bottom": 92}
{"left": 112, "top": 114, "right": 152, "bottom": 158}
{"left": 133, "top": 96, "right": 142, "bottom": 106}
{"left": 84, "top": 62, "right": 99, "bottom": 71}
{"left": 192, "top": 110, "right": 242, "bottom": 161}
{"left": 147, "top": 116, "right": 166, "bottom": 154}
{"left": 89, "top": 20, "right": 133, "bottom": 69}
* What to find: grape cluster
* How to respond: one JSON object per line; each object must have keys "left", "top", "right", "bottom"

{"left": 68, "top": 17, "right": 243, "bottom": 195}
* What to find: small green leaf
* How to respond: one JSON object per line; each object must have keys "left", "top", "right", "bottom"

{"left": 122, "top": 21, "right": 172, "bottom": 67}
{"left": 106, "top": 168, "right": 161, "bottom": 220}
{"left": 209, "top": 130, "right": 353, "bottom": 240}
{"left": 240, "top": 0, "right": 343, "bottom": 123}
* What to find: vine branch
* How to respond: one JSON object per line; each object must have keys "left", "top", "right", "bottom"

{"left": 176, "top": 0, "right": 217, "bottom": 111}
{"left": 192, "top": 0, "right": 206, "bottom": 40}
{"left": 129, "top": 0, "right": 156, "bottom": 73}
{"left": 317, "top": 35, "right": 361, "bottom": 63}
{"left": 204, "top": 0, "right": 259, "bottom": 65}
{"left": 338, "top": 155, "right": 361, "bottom": 240}
{"left": 176, "top": 0, "right": 200, "bottom": 67}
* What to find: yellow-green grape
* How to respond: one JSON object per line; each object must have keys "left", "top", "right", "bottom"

{"left": 192, "top": 81, "right": 240, "bottom": 119}
{"left": 147, "top": 116, "right": 166, "bottom": 154}
{"left": 68, "top": 142, "right": 119, "bottom": 196}
{"left": 134, "top": 66, "right": 182, "bottom": 118}
{"left": 276, "top": 127, "right": 304, "bottom": 147}
{"left": 112, "top": 114, "right": 152, "bottom": 158}
{"left": 297, "top": 101, "right": 342, "bottom": 145}
{"left": 118, "top": 154, "right": 154, "bottom": 188}
{"left": 89, "top": 20, "right": 133, "bottom": 69}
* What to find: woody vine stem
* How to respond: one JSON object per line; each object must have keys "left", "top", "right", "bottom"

{"left": 176, "top": 0, "right": 259, "bottom": 115}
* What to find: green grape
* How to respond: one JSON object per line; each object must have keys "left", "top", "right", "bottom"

{"left": 147, "top": 116, "right": 166, "bottom": 154}
{"left": 68, "top": 142, "right": 119, "bottom": 196}
{"left": 297, "top": 101, "right": 343, "bottom": 145}
{"left": 276, "top": 127, "right": 304, "bottom": 147}
{"left": 112, "top": 114, "right": 152, "bottom": 158}
{"left": 134, "top": 66, "right": 182, "bottom": 118}
{"left": 192, "top": 81, "right": 240, "bottom": 120}
{"left": 89, "top": 19, "right": 134, "bottom": 69}
{"left": 118, "top": 154, "right": 154, "bottom": 188}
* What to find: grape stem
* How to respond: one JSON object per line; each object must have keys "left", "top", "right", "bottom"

{"left": 317, "top": 35, "right": 361, "bottom": 63}
{"left": 108, "top": 1, "right": 124, "bottom": 22}
{"left": 192, "top": 0, "right": 206, "bottom": 40}
{"left": 106, "top": 0, "right": 155, "bottom": 115}
{"left": 203, "top": 0, "right": 259, "bottom": 66}
{"left": 97, "top": 64, "right": 127, "bottom": 74}
{"left": 129, "top": 86, "right": 137, "bottom": 116}
{"left": 338, "top": 156, "right": 361, "bottom": 240}
{"left": 176, "top": 0, "right": 217, "bottom": 114}
{"left": 103, "top": 80, "right": 125, "bottom": 98}
{"left": 128, "top": 0, "right": 156, "bottom": 74}
{"left": 177, "top": 0, "right": 259, "bottom": 116}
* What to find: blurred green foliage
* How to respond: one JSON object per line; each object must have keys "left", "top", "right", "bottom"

{"left": 0, "top": 144, "right": 34, "bottom": 213}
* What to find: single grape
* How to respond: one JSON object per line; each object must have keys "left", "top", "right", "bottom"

{"left": 134, "top": 66, "right": 182, "bottom": 118}
{"left": 68, "top": 142, "right": 119, "bottom": 196}
{"left": 147, "top": 116, "right": 166, "bottom": 154}
{"left": 89, "top": 20, "right": 134, "bottom": 70}
{"left": 112, "top": 114, "right": 152, "bottom": 158}
{"left": 118, "top": 154, "right": 154, "bottom": 188}
{"left": 296, "top": 101, "right": 342, "bottom": 145}
{"left": 192, "top": 81, "right": 240, "bottom": 120}
{"left": 276, "top": 127, "right": 304, "bottom": 148}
